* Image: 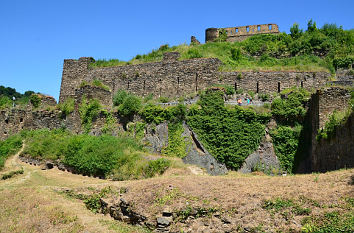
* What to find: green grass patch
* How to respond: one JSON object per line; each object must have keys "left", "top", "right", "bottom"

{"left": 0, "top": 135, "right": 23, "bottom": 170}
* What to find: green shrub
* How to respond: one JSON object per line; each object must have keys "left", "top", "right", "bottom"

{"left": 270, "top": 125, "right": 302, "bottom": 173}
{"left": 113, "top": 89, "right": 129, "bottom": 106}
{"left": 186, "top": 48, "right": 202, "bottom": 59}
{"left": 145, "top": 159, "right": 171, "bottom": 178}
{"left": 79, "top": 98, "right": 102, "bottom": 133}
{"left": 259, "top": 93, "right": 270, "bottom": 101}
{"left": 140, "top": 103, "right": 166, "bottom": 124}
{"left": 30, "top": 94, "right": 41, "bottom": 108}
{"left": 231, "top": 48, "right": 242, "bottom": 61}
{"left": 118, "top": 95, "right": 142, "bottom": 117}
{"left": 187, "top": 90, "right": 270, "bottom": 169}
{"left": 58, "top": 98, "right": 75, "bottom": 118}
{"left": 92, "top": 79, "right": 110, "bottom": 91}
{"left": 21, "top": 129, "right": 167, "bottom": 180}
{"left": 0, "top": 134, "right": 23, "bottom": 170}
{"left": 0, "top": 96, "right": 12, "bottom": 109}
{"left": 158, "top": 96, "right": 169, "bottom": 103}
{"left": 271, "top": 88, "right": 309, "bottom": 125}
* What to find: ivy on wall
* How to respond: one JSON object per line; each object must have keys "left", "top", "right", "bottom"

{"left": 187, "top": 90, "right": 270, "bottom": 170}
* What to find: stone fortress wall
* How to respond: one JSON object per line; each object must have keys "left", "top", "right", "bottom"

{"left": 59, "top": 52, "right": 330, "bottom": 104}
{"left": 308, "top": 87, "right": 353, "bottom": 172}
{"left": 205, "top": 23, "right": 279, "bottom": 43}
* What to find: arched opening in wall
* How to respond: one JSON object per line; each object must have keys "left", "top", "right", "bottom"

{"left": 246, "top": 26, "right": 249, "bottom": 32}
{"left": 256, "top": 82, "right": 259, "bottom": 93}
{"left": 4, "top": 131, "right": 7, "bottom": 135}
{"left": 235, "top": 28, "right": 239, "bottom": 33}
{"left": 301, "top": 81, "right": 303, "bottom": 88}
{"left": 20, "top": 118, "right": 23, "bottom": 123}
{"left": 5, "top": 119, "right": 8, "bottom": 124}
{"left": 278, "top": 82, "right": 281, "bottom": 93}
{"left": 257, "top": 25, "right": 261, "bottom": 31}
{"left": 234, "top": 82, "right": 237, "bottom": 91}
{"left": 195, "top": 74, "right": 198, "bottom": 92}
{"left": 269, "top": 24, "right": 272, "bottom": 30}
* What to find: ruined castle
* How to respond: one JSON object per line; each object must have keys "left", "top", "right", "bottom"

{"left": 205, "top": 23, "right": 280, "bottom": 42}
{"left": 1, "top": 24, "right": 353, "bottom": 173}
{"left": 59, "top": 53, "right": 329, "bottom": 104}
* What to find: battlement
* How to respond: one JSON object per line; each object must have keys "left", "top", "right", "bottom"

{"left": 206, "top": 23, "right": 279, "bottom": 42}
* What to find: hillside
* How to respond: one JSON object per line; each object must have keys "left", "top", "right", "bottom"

{"left": 90, "top": 22, "right": 354, "bottom": 73}
{"left": 0, "top": 146, "right": 353, "bottom": 232}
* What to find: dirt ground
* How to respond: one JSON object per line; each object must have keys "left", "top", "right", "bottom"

{"left": 0, "top": 149, "right": 353, "bottom": 233}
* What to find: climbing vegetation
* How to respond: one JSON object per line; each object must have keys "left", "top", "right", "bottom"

{"left": 187, "top": 90, "right": 270, "bottom": 169}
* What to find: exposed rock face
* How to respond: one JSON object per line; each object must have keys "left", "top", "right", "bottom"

{"left": 142, "top": 122, "right": 228, "bottom": 175}
{"left": 143, "top": 122, "right": 169, "bottom": 154}
{"left": 182, "top": 123, "right": 228, "bottom": 176}
{"left": 239, "top": 130, "right": 280, "bottom": 174}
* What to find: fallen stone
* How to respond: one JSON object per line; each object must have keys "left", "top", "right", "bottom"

{"left": 156, "top": 217, "right": 171, "bottom": 227}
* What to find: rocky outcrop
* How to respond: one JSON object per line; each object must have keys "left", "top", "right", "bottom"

{"left": 143, "top": 123, "right": 169, "bottom": 154}
{"left": 239, "top": 130, "right": 280, "bottom": 174}
{"left": 182, "top": 123, "right": 228, "bottom": 176}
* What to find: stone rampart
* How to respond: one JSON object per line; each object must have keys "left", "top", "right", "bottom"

{"left": 206, "top": 23, "right": 279, "bottom": 42}
{"left": 307, "top": 87, "right": 353, "bottom": 172}
{"left": 311, "top": 112, "right": 354, "bottom": 172}
{"left": 59, "top": 55, "right": 330, "bottom": 103}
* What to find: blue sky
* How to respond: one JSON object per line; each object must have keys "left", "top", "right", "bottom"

{"left": 1, "top": 0, "right": 353, "bottom": 100}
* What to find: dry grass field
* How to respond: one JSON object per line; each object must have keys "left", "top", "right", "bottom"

{"left": 0, "top": 149, "right": 353, "bottom": 233}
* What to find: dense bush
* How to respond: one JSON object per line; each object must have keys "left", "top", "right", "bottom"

{"left": 58, "top": 98, "right": 75, "bottom": 118}
{"left": 30, "top": 94, "right": 41, "bottom": 108}
{"left": 21, "top": 129, "right": 170, "bottom": 179}
{"left": 271, "top": 88, "right": 309, "bottom": 125}
{"left": 187, "top": 90, "right": 270, "bottom": 169}
{"left": 269, "top": 125, "right": 302, "bottom": 173}
{"left": 0, "top": 135, "right": 23, "bottom": 170}
{"left": 140, "top": 103, "right": 186, "bottom": 125}
{"left": 0, "top": 96, "right": 12, "bottom": 109}
{"left": 79, "top": 98, "right": 102, "bottom": 132}
{"left": 113, "top": 89, "right": 142, "bottom": 117}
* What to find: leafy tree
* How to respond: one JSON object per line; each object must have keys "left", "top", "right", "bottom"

{"left": 290, "top": 23, "right": 303, "bottom": 39}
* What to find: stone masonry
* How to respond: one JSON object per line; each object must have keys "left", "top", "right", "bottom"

{"left": 59, "top": 53, "right": 330, "bottom": 104}
{"left": 205, "top": 24, "right": 279, "bottom": 42}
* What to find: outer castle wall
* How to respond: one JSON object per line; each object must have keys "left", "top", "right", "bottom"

{"left": 58, "top": 53, "right": 330, "bottom": 103}
{"left": 308, "top": 87, "right": 353, "bottom": 172}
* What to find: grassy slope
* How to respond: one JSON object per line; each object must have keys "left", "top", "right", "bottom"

{"left": 90, "top": 25, "right": 354, "bottom": 73}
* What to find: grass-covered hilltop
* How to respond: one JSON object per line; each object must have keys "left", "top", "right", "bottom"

{"left": 91, "top": 21, "right": 353, "bottom": 73}
{"left": 0, "top": 20, "right": 353, "bottom": 233}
